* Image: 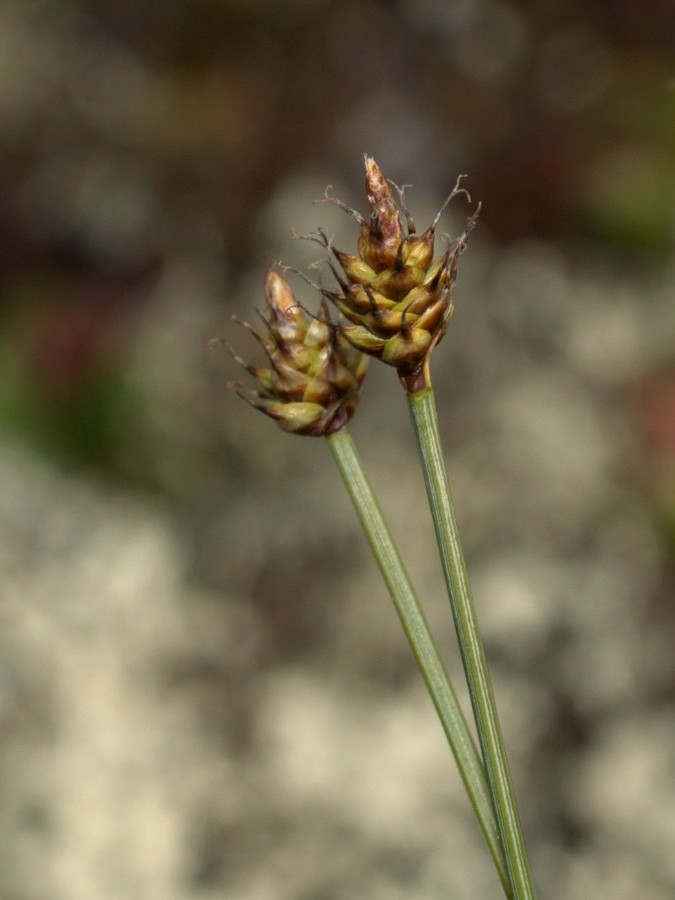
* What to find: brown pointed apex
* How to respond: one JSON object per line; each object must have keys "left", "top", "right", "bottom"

{"left": 265, "top": 268, "right": 305, "bottom": 330}
{"left": 265, "top": 269, "right": 296, "bottom": 315}
{"left": 361, "top": 156, "right": 403, "bottom": 271}
{"left": 225, "top": 269, "right": 368, "bottom": 436}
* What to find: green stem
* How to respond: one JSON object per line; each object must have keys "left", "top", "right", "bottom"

{"left": 327, "top": 427, "right": 511, "bottom": 897}
{"left": 407, "top": 386, "right": 537, "bottom": 900}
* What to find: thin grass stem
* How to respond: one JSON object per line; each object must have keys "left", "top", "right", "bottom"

{"left": 407, "top": 386, "right": 537, "bottom": 899}
{"left": 326, "top": 427, "right": 512, "bottom": 897}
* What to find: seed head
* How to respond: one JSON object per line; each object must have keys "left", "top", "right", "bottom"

{"left": 316, "top": 155, "right": 479, "bottom": 393}
{"left": 225, "top": 269, "right": 368, "bottom": 436}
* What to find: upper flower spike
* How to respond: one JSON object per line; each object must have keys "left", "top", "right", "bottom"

{"left": 224, "top": 269, "right": 368, "bottom": 436}
{"left": 317, "top": 155, "right": 479, "bottom": 393}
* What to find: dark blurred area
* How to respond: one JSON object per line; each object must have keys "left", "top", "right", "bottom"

{"left": 1, "top": 1, "right": 674, "bottom": 898}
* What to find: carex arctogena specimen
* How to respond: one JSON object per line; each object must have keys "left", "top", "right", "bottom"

{"left": 225, "top": 268, "right": 368, "bottom": 436}
{"left": 300, "top": 156, "right": 479, "bottom": 393}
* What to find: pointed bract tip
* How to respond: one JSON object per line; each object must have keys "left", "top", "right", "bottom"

{"left": 364, "top": 156, "right": 389, "bottom": 201}
{"left": 360, "top": 155, "right": 403, "bottom": 270}
{"left": 265, "top": 269, "right": 297, "bottom": 316}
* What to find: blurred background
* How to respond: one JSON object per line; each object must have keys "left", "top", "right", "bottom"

{"left": 1, "top": 0, "right": 674, "bottom": 897}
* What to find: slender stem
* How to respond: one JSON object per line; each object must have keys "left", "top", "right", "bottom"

{"left": 327, "top": 427, "right": 512, "bottom": 897}
{"left": 407, "top": 386, "right": 537, "bottom": 899}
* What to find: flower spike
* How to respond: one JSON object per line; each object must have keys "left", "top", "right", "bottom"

{"left": 313, "top": 157, "right": 479, "bottom": 393}
{"left": 223, "top": 269, "right": 368, "bottom": 436}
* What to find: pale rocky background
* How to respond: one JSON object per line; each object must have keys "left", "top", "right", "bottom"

{"left": 1, "top": 1, "right": 674, "bottom": 898}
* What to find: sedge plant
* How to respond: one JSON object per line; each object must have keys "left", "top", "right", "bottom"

{"left": 223, "top": 157, "right": 537, "bottom": 897}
